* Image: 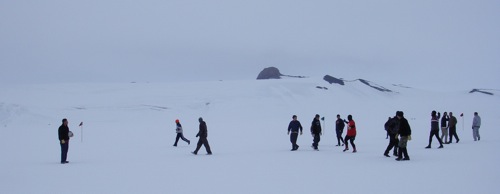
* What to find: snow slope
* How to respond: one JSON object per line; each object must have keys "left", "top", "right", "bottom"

{"left": 1, "top": 78, "right": 499, "bottom": 194}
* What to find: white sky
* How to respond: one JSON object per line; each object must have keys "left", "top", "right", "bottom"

{"left": 1, "top": 0, "right": 499, "bottom": 90}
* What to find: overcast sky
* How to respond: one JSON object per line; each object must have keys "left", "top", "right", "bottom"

{"left": 1, "top": 0, "right": 499, "bottom": 90}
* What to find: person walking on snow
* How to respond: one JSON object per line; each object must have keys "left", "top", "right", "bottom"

{"left": 384, "top": 112, "right": 400, "bottom": 157}
{"left": 192, "top": 117, "right": 212, "bottom": 155}
{"left": 310, "top": 114, "right": 322, "bottom": 151}
{"left": 173, "top": 119, "right": 190, "bottom": 146}
{"left": 426, "top": 111, "right": 444, "bottom": 149}
{"left": 58, "top": 118, "right": 71, "bottom": 164}
{"left": 343, "top": 115, "right": 357, "bottom": 153}
{"left": 447, "top": 112, "right": 460, "bottom": 143}
{"left": 472, "top": 112, "right": 481, "bottom": 141}
{"left": 440, "top": 112, "right": 449, "bottom": 144}
{"left": 288, "top": 115, "right": 303, "bottom": 151}
{"left": 335, "top": 114, "right": 345, "bottom": 146}
{"left": 395, "top": 111, "right": 412, "bottom": 161}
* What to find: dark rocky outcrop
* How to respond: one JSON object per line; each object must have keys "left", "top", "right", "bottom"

{"left": 257, "top": 67, "right": 283, "bottom": 80}
{"left": 323, "top": 75, "right": 345, "bottom": 85}
{"left": 469, "top": 89, "right": 494, "bottom": 96}
{"left": 257, "top": 67, "right": 306, "bottom": 80}
{"left": 358, "top": 79, "right": 393, "bottom": 92}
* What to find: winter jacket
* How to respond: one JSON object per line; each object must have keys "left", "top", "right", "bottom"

{"left": 449, "top": 116, "right": 457, "bottom": 128}
{"left": 385, "top": 117, "right": 399, "bottom": 135}
{"left": 197, "top": 121, "right": 208, "bottom": 138}
{"left": 288, "top": 120, "right": 303, "bottom": 133}
{"left": 398, "top": 117, "right": 412, "bottom": 136}
{"left": 347, "top": 120, "right": 356, "bottom": 136}
{"left": 311, "top": 119, "right": 322, "bottom": 135}
{"left": 176, "top": 123, "right": 183, "bottom": 133}
{"left": 336, "top": 118, "right": 345, "bottom": 132}
{"left": 473, "top": 115, "right": 481, "bottom": 128}
{"left": 441, "top": 115, "right": 449, "bottom": 128}
{"left": 431, "top": 113, "right": 441, "bottom": 131}
{"left": 58, "top": 124, "right": 70, "bottom": 141}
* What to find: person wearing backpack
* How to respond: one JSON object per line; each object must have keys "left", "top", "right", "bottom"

{"left": 384, "top": 113, "right": 400, "bottom": 157}
{"left": 335, "top": 114, "right": 345, "bottom": 147}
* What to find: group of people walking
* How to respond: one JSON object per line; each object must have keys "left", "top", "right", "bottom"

{"left": 171, "top": 118, "right": 212, "bottom": 155}
{"left": 287, "top": 114, "right": 357, "bottom": 153}
{"left": 383, "top": 111, "right": 412, "bottom": 161}
{"left": 56, "top": 112, "right": 482, "bottom": 163}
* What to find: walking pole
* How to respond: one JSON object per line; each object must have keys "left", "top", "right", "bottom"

{"left": 79, "top": 122, "right": 83, "bottom": 142}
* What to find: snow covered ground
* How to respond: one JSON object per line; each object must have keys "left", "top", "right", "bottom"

{"left": 1, "top": 78, "right": 499, "bottom": 194}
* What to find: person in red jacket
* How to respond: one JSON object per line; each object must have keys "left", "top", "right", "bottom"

{"left": 343, "top": 115, "right": 357, "bottom": 153}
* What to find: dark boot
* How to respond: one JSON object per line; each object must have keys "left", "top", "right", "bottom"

{"left": 396, "top": 148, "right": 403, "bottom": 160}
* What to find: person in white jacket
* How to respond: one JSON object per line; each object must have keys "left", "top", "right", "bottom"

{"left": 173, "top": 119, "right": 190, "bottom": 146}
{"left": 472, "top": 112, "right": 482, "bottom": 141}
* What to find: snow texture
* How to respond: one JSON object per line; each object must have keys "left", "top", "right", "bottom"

{"left": 1, "top": 78, "right": 499, "bottom": 194}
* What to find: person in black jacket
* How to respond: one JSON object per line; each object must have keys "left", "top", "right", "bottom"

{"left": 335, "top": 114, "right": 345, "bottom": 147}
{"left": 288, "top": 115, "right": 303, "bottom": 151}
{"left": 384, "top": 112, "right": 400, "bottom": 157}
{"left": 395, "top": 111, "right": 412, "bottom": 161}
{"left": 192, "top": 117, "right": 212, "bottom": 155}
{"left": 58, "top": 118, "right": 70, "bottom": 164}
{"left": 311, "top": 114, "right": 322, "bottom": 151}
{"left": 447, "top": 112, "right": 460, "bottom": 143}
{"left": 426, "top": 111, "right": 444, "bottom": 149}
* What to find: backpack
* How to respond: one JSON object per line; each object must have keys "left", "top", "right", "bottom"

{"left": 384, "top": 118, "right": 398, "bottom": 135}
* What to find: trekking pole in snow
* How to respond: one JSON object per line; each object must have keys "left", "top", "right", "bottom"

{"left": 321, "top": 117, "right": 325, "bottom": 135}
{"left": 79, "top": 122, "right": 84, "bottom": 142}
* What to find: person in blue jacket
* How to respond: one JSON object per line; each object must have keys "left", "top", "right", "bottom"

{"left": 288, "top": 115, "right": 303, "bottom": 151}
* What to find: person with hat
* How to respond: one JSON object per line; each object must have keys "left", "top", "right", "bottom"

{"left": 288, "top": 115, "right": 303, "bottom": 151}
{"left": 173, "top": 119, "right": 190, "bottom": 147}
{"left": 395, "top": 111, "right": 412, "bottom": 161}
{"left": 310, "top": 114, "right": 322, "bottom": 151}
{"left": 192, "top": 117, "right": 212, "bottom": 155}
{"left": 58, "top": 118, "right": 70, "bottom": 164}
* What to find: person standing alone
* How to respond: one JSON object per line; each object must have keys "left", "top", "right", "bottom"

{"left": 310, "top": 114, "right": 322, "bottom": 151}
{"left": 472, "top": 112, "right": 481, "bottom": 141}
{"left": 288, "top": 115, "right": 303, "bottom": 151}
{"left": 192, "top": 117, "right": 212, "bottom": 155}
{"left": 447, "top": 112, "right": 460, "bottom": 143}
{"left": 173, "top": 119, "right": 190, "bottom": 147}
{"left": 426, "top": 111, "right": 444, "bottom": 149}
{"left": 335, "top": 114, "right": 345, "bottom": 147}
{"left": 58, "top": 118, "right": 70, "bottom": 164}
